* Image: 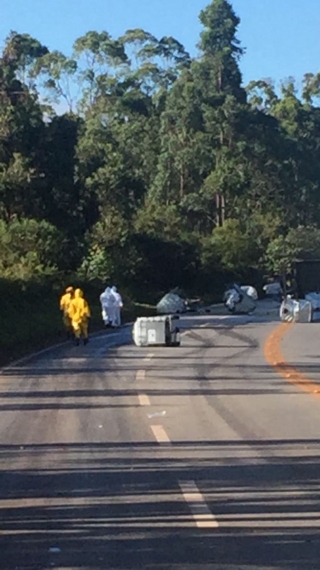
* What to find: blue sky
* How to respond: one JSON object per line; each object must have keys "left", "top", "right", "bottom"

{"left": 1, "top": 0, "right": 320, "bottom": 88}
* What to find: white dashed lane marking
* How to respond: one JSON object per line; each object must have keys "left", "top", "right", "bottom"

{"left": 143, "top": 353, "right": 155, "bottom": 362}
{"left": 138, "top": 394, "right": 151, "bottom": 406}
{"left": 179, "top": 481, "right": 219, "bottom": 529}
{"left": 150, "top": 425, "right": 171, "bottom": 444}
{"left": 136, "top": 369, "right": 146, "bottom": 381}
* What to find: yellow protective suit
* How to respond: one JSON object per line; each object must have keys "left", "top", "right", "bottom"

{"left": 60, "top": 287, "right": 74, "bottom": 332}
{"left": 68, "top": 288, "right": 91, "bottom": 343}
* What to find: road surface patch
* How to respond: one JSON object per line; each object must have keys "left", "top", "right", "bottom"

{"left": 179, "top": 480, "right": 219, "bottom": 529}
{"left": 265, "top": 322, "right": 320, "bottom": 399}
{"left": 1, "top": 327, "right": 132, "bottom": 372}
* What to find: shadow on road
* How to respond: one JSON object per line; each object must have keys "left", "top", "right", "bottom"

{"left": 0, "top": 440, "right": 320, "bottom": 568}
{"left": 1, "top": 319, "right": 320, "bottom": 568}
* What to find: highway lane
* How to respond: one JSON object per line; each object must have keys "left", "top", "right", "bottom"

{"left": 1, "top": 315, "right": 320, "bottom": 569}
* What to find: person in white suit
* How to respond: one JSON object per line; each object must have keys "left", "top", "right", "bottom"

{"left": 111, "top": 286, "right": 123, "bottom": 327}
{"left": 100, "top": 286, "right": 115, "bottom": 327}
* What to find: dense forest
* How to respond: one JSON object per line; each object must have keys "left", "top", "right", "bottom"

{"left": 2, "top": 0, "right": 320, "bottom": 303}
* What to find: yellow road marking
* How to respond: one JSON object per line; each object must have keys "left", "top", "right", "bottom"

{"left": 264, "top": 322, "right": 320, "bottom": 399}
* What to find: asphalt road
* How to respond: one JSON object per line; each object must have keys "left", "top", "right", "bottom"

{"left": 1, "top": 314, "right": 320, "bottom": 569}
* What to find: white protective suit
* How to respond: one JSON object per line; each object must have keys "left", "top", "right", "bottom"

{"left": 111, "top": 286, "right": 123, "bottom": 327}
{"left": 100, "top": 287, "right": 115, "bottom": 326}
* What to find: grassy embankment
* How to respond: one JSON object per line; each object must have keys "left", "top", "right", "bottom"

{"left": 0, "top": 280, "right": 156, "bottom": 367}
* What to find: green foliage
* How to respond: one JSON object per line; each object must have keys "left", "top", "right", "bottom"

{"left": 209, "top": 219, "right": 259, "bottom": 271}
{"left": 3, "top": 0, "right": 320, "bottom": 363}
{"left": 2, "top": 31, "right": 49, "bottom": 89}
{"left": 134, "top": 202, "right": 188, "bottom": 240}
{"left": 199, "top": 0, "right": 242, "bottom": 58}
{"left": 34, "top": 51, "right": 78, "bottom": 111}
{"left": 0, "top": 279, "right": 61, "bottom": 365}
{"left": 129, "top": 233, "right": 199, "bottom": 298}
{"left": 266, "top": 226, "right": 320, "bottom": 275}
{"left": 0, "top": 217, "right": 63, "bottom": 280}
{"left": 77, "top": 210, "right": 134, "bottom": 283}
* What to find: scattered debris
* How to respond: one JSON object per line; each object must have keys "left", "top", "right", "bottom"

{"left": 223, "top": 283, "right": 257, "bottom": 314}
{"left": 147, "top": 411, "right": 166, "bottom": 419}
{"left": 280, "top": 297, "right": 312, "bottom": 323}
{"left": 157, "top": 290, "right": 186, "bottom": 315}
{"left": 49, "top": 547, "right": 61, "bottom": 554}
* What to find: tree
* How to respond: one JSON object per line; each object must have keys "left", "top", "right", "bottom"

{"left": 0, "top": 41, "right": 46, "bottom": 222}
{"left": 0, "top": 217, "right": 64, "bottom": 280}
{"left": 266, "top": 227, "right": 320, "bottom": 277}
{"left": 0, "top": 153, "right": 34, "bottom": 220}
{"left": 196, "top": 0, "right": 248, "bottom": 226}
{"left": 197, "top": 0, "right": 245, "bottom": 102}
{"left": 2, "top": 31, "right": 48, "bottom": 89}
{"left": 34, "top": 51, "right": 78, "bottom": 112}
{"left": 73, "top": 31, "right": 128, "bottom": 109}
{"left": 209, "top": 218, "right": 261, "bottom": 271}
{"left": 246, "top": 79, "right": 278, "bottom": 112}
{"left": 150, "top": 0, "right": 247, "bottom": 229}
{"left": 2, "top": 5, "right": 320, "bottom": 302}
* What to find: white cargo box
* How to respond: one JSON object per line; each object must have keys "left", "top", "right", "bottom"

{"left": 280, "top": 298, "right": 312, "bottom": 323}
{"left": 133, "top": 315, "right": 181, "bottom": 347}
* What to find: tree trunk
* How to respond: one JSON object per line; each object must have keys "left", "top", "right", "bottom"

{"left": 180, "top": 167, "right": 184, "bottom": 200}
{"left": 215, "top": 193, "right": 226, "bottom": 227}
{"left": 218, "top": 66, "right": 222, "bottom": 92}
{"left": 216, "top": 193, "right": 223, "bottom": 227}
{"left": 221, "top": 193, "right": 226, "bottom": 225}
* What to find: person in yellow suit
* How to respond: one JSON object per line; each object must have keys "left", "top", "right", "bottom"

{"left": 59, "top": 286, "right": 74, "bottom": 337}
{"left": 68, "top": 288, "right": 91, "bottom": 346}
